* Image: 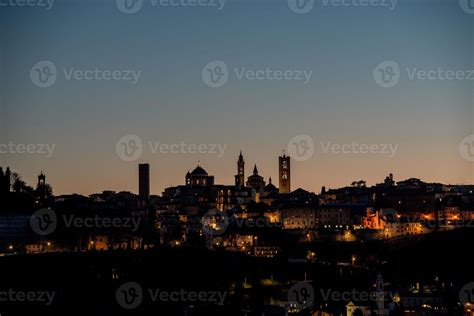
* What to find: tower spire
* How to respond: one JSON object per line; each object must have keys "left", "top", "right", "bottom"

{"left": 253, "top": 164, "right": 258, "bottom": 175}
{"left": 235, "top": 151, "right": 245, "bottom": 188}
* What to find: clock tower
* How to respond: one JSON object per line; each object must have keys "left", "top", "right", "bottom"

{"left": 279, "top": 153, "right": 291, "bottom": 194}
{"left": 235, "top": 151, "right": 245, "bottom": 189}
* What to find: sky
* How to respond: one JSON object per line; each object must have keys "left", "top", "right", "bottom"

{"left": 0, "top": 0, "right": 473, "bottom": 196}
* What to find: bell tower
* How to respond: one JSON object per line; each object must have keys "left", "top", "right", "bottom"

{"left": 278, "top": 153, "right": 291, "bottom": 194}
{"left": 235, "top": 151, "right": 245, "bottom": 189}
{"left": 38, "top": 171, "right": 46, "bottom": 186}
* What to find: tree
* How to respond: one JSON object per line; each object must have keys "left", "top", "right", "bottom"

{"left": 36, "top": 183, "right": 53, "bottom": 199}
{"left": 11, "top": 173, "right": 34, "bottom": 194}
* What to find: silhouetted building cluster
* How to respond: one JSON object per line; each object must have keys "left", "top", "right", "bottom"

{"left": 161, "top": 152, "right": 293, "bottom": 215}
{"left": 1, "top": 160, "right": 473, "bottom": 262}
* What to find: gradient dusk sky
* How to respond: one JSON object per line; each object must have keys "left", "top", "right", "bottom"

{"left": 0, "top": 0, "right": 473, "bottom": 196}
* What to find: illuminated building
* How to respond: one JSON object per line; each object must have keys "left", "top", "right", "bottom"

{"left": 278, "top": 154, "right": 291, "bottom": 194}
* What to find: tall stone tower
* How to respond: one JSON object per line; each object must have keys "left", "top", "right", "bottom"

{"left": 234, "top": 151, "right": 245, "bottom": 189}
{"left": 139, "top": 163, "right": 150, "bottom": 201}
{"left": 278, "top": 153, "right": 291, "bottom": 194}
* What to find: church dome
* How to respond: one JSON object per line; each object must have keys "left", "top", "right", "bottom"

{"left": 264, "top": 177, "right": 277, "bottom": 192}
{"left": 191, "top": 165, "right": 208, "bottom": 176}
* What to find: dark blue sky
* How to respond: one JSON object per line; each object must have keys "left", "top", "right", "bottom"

{"left": 1, "top": 0, "right": 472, "bottom": 194}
